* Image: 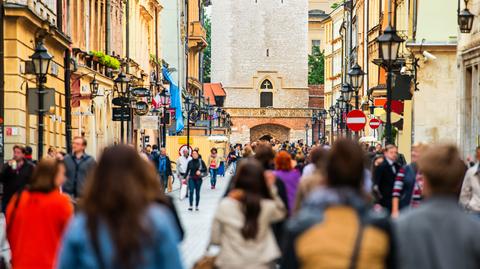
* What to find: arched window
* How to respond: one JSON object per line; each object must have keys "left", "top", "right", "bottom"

{"left": 260, "top": 79, "right": 273, "bottom": 107}
{"left": 260, "top": 79, "right": 273, "bottom": 90}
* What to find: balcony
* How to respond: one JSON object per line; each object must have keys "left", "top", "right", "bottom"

{"left": 188, "top": 21, "right": 207, "bottom": 52}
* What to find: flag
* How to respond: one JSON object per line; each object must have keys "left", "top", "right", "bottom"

{"left": 162, "top": 67, "right": 184, "bottom": 132}
{"left": 152, "top": 93, "right": 161, "bottom": 109}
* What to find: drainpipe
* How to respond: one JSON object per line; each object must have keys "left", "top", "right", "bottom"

{"left": 125, "top": 0, "right": 132, "bottom": 143}
{"left": 65, "top": 49, "right": 72, "bottom": 153}
{"left": 0, "top": 2, "right": 4, "bottom": 163}
{"left": 57, "top": 0, "right": 63, "bottom": 31}
{"left": 364, "top": 0, "right": 369, "bottom": 97}
{"left": 105, "top": 0, "right": 111, "bottom": 54}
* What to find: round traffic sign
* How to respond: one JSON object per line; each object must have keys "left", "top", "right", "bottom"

{"left": 369, "top": 118, "right": 382, "bottom": 129}
{"left": 178, "top": 144, "right": 192, "bottom": 156}
{"left": 346, "top": 110, "right": 367, "bottom": 132}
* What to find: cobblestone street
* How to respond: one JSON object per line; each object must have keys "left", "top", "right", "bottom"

{"left": 168, "top": 171, "right": 231, "bottom": 269}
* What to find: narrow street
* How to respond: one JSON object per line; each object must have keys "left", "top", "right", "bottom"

{"left": 169, "top": 171, "right": 231, "bottom": 269}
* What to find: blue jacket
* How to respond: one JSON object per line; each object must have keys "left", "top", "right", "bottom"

{"left": 57, "top": 205, "right": 184, "bottom": 269}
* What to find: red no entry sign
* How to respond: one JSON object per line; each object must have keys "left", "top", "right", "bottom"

{"left": 346, "top": 110, "right": 367, "bottom": 132}
{"left": 369, "top": 118, "right": 382, "bottom": 129}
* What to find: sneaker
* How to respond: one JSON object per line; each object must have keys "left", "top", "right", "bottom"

{"left": 188, "top": 207, "right": 193, "bottom": 211}
{"left": 195, "top": 207, "right": 199, "bottom": 211}
{"left": 212, "top": 186, "right": 216, "bottom": 190}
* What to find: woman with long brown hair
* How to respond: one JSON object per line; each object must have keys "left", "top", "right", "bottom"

{"left": 57, "top": 145, "right": 183, "bottom": 269}
{"left": 7, "top": 158, "right": 73, "bottom": 269}
{"left": 211, "top": 159, "right": 286, "bottom": 269}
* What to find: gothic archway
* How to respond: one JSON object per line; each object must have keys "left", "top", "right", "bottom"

{"left": 250, "top": 124, "right": 290, "bottom": 142}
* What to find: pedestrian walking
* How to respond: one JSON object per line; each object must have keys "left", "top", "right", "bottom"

{"left": 373, "top": 144, "right": 400, "bottom": 212}
{"left": 391, "top": 143, "right": 429, "bottom": 217}
{"left": 57, "top": 145, "right": 184, "bottom": 269}
{"left": 63, "top": 137, "right": 96, "bottom": 201}
{"left": 24, "top": 146, "right": 36, "bottom": 164}
{"left": 210, "top": 159, "right": 287, "bottom": 269}
{"left": 274, "top": 151, "right": 301, "bottom": 216}
{"left": 460, "top": 146, "right": 480, "bottom": 215}
{"left": 149, "top": 144, "right": 160, "bottom": 168}
{"left": 282, "top": 139, "right": 395, "bottom": 269}
{"left": 47, "top": 146, "right": 57, "bottom": 159}
{"left": 228, "top": 144, "right": 242, "bottom": 175}
{"left": 176, "top": 149, "right": 192, "bottom": 184}
{"left": 156, "top": 148, "right": 173, "bottom": 192}
{"left": 396, "top": 144, "right": 480, "bottom": 269}
{"left": 0, "top": 145, "right": 35, "bottom": 213}
{"left": 208, "top": 148, "right": 221, "bottom": 189}
{"left": 6, "top": 158, "right": 73, "bottom": 269}
{"left": 185, "top": 150, "right": 207, "bottom": 211}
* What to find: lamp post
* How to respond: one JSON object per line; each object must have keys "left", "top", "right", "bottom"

{"left": 208, "top": 104, "right": 215, "bottom": 136}
{"left": 320, "top": 109, "right": 327, "bottom": 144}
{"left": 185, "top": 96, "right": 194, "bottom": 150}
{"left": 30, "top": 42, "right": 53, "bottom": 160}
{"left": 458, "top": 0, "right": 474, "bottom": 33}
{"left": 329, "top": 106, "right": 336, "bottom": 143}
{"left": 160, "top": 89, "right": 170, "bottom": 147}
{"left": 304, "top": 123, "right": 309, "bottom": 146}
{"left": 348, "top": 63, "right": 365, "bottom": 109}
{"left": 114, "top": 71, "right": 131, "bottom": 143}
{"left": 377, "top": 25, "right": 404, "bottom": 145}
{"left": 311, "top": 111, "right": 317, "bottom": 145}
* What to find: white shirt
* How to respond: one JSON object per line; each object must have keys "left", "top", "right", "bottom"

{"left": 386, "top": 157, "right": 397, "bottom": 174}
{"left": 460, "top": 163, "right": 480, "bottom": 212}
{"left": 176, "top": 156, "right": 192, "bottom": 174}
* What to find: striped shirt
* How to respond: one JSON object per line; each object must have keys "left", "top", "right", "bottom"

{"left": 392, "top": 167, "right": 424, "bottom": 208}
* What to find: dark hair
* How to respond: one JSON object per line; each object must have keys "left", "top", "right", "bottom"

{"left": 82, "top": 145, "right": 162, "bottom": 268}
{"left": 13, "top": 145, "right": 26, "bottom": 154}
{"left": 25, "top": 146, "right": 33, "bottom": 155}
{"left": 309, "top": 146, "right": 328, "bottom": 170}
{"left": 326, "top": 139, "right": 365, "bottom": 191}
{"left": 232, "top": 159, "right": 272, "bottom": 240}
{"left": 152, "top": 145, "right": 159, "bottom": 150}
{"left": 211, "top": 148, "right": 217, "bottom": 154}
{"left": 254, "top": 143, "right": 276, "bottom": 170}
{"left": 30, "top": 158, "right": 64, "bottom": 192}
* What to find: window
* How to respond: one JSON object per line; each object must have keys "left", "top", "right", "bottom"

{"left": 260, "top": 92, "right": 273, "bottom": 107}
{"left": 312, "top": 40, "right": 320, "bottom": 48}
{"left": 260, "top": 79, "right": 273, "bottom": 89}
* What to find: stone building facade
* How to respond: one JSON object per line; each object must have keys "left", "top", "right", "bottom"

{"left": 211, "top": 0, "right": 311, "bottom": 144}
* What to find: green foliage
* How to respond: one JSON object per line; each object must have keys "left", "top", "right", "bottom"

{"left": 203, "top": 13, "right": 211, "bottom": 83}
{"left": 308, "top": 46, "right": 325, "bottom": 85}
{"left": 89, "top": 51, "right": 120, "bottom": 70}
{"left": 331, "top": 2, "right": 341, "bottom": 9}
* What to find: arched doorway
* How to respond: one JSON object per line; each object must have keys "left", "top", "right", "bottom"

{"left": 250, "top": 124, "right": 290, "bottom": 142}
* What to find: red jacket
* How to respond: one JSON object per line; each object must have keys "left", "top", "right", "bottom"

{"left": 6, "top": 190, "right": 73, "bottom": 269}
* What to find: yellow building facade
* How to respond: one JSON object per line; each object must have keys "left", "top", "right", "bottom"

{"left": 3, "top": 2, "right": 71, "bottom": 160}
{"left": 187, "top": 0, "right": 207, "bottom": 98}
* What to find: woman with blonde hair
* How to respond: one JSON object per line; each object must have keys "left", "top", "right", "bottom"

{"left": 57, "top": 145, "right": 183, "bottom": 269}
{"left": 7, "top": 158, "right": 73, "bottom": 269}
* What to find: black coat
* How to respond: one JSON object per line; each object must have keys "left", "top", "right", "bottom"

{"left": 185, "top": 158, "right": 207, "bottom": 180}
{"left": 373, "top": 159, "right": 401, "bottom": 211}
{"left": 0, "top": 160, "right": 35, "bottom": 212}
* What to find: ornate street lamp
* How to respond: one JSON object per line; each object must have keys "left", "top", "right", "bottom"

{"left": 341, "top": 84, "right": 354, "bottom": 103}
{"left": 348, "top": 63, "right": 365, "bottom": 109}
{"left": 377, "top": 25, "right": 404, "bottom": 64}
{"left": 377, "top": 25, "right": 404, "bottom": 145}
{"left": 320, "top": 109, "right": 328, "bottom": 144}
{"left": 160, "top": 89, "right": 170, "bottom": 147}
{"left": 90, "top": 75, "right": 100, "bottom": 98}
{"left": 304, "top": 123, "right": 309, "bottom": 146}
{"left": 458, "top": 0, "right": 474, "bottom": 33}
{"left": 30, "top": 41, "right": 53, "bottom": 160}
{"left": 114, "top": 71, "right": 131, "bottom": 143}
{"left": 329, "top": 105, "right": 337, "bottom": 143}
{"left": 311, "top": 111, "right": 317, "bottom": 145}
{"left": 207, "top": 104, "right": 215, "bottom": 135}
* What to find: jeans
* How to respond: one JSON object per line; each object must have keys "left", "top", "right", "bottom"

{"left": 188, "top": 178, "right": 202, "bottom": 207}
{"left": 232, "top": 161, "right": 238, "bottom": 175}
{"left": 210, "top": 168, "right": 218, "bottom": 187}
{"left": 160, "top": 173, "right": 168, "bottom": 192}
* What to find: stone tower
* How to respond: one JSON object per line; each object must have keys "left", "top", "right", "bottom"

{"left": 211, "top": 0, "right": 312, "bottom": 144}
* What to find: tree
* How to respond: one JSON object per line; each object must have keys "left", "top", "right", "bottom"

{"left": 203, "top": 14, "right": 211, "bottom": 83}
{"left": 308, "top": 46, "right": 325, "bottom": 85}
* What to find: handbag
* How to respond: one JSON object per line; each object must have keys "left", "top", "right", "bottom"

{"left": 179, "top": 179, "right": 188, "bottom": 200}
{"left": 198, "top": 160, "right": 209, "bottom": 178}
{"left": 193, "top": 244, "right": 216, "bottom": 269}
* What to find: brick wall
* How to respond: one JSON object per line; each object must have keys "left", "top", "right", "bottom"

{"left": 309, "top": 84, "right": 325, "bottom": 108}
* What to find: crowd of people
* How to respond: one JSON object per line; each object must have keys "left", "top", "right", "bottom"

{"left": 0, "top": 135, "right": 480, "bottom": 268}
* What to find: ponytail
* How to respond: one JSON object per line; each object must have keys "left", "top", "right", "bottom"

{"left": 241, "top": 193, "right": 261, "bottom": 240}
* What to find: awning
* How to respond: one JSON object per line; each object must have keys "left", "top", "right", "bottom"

{"left": 204, "top": 83, "right": 226, "bottom": 105}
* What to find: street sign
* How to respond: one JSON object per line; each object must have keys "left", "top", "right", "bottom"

{"left": 369, "top": 118, "right": 382, "bottom": 129}
{"left": 131, "top": 87, "right": 151, "bottom": 97}
{"left": 112, "top": 107, "right": 131, "bottom": 121}
{"left": 346, "top": 110, "right": 367, "bottom": 132}
{"left": 134, "top": 101, "right": 149, "bottom": 116}
{"left": 27, "top": 88, "right": 56, "bottom": 115}
{"left": 139, "top": 116, "right": 159, "bottom": 129}
{"left": 178, "top": 144, "right": 193, "bottom": 156}
{"left": 112, "top": 97, "right": 130, "bottom": 107}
